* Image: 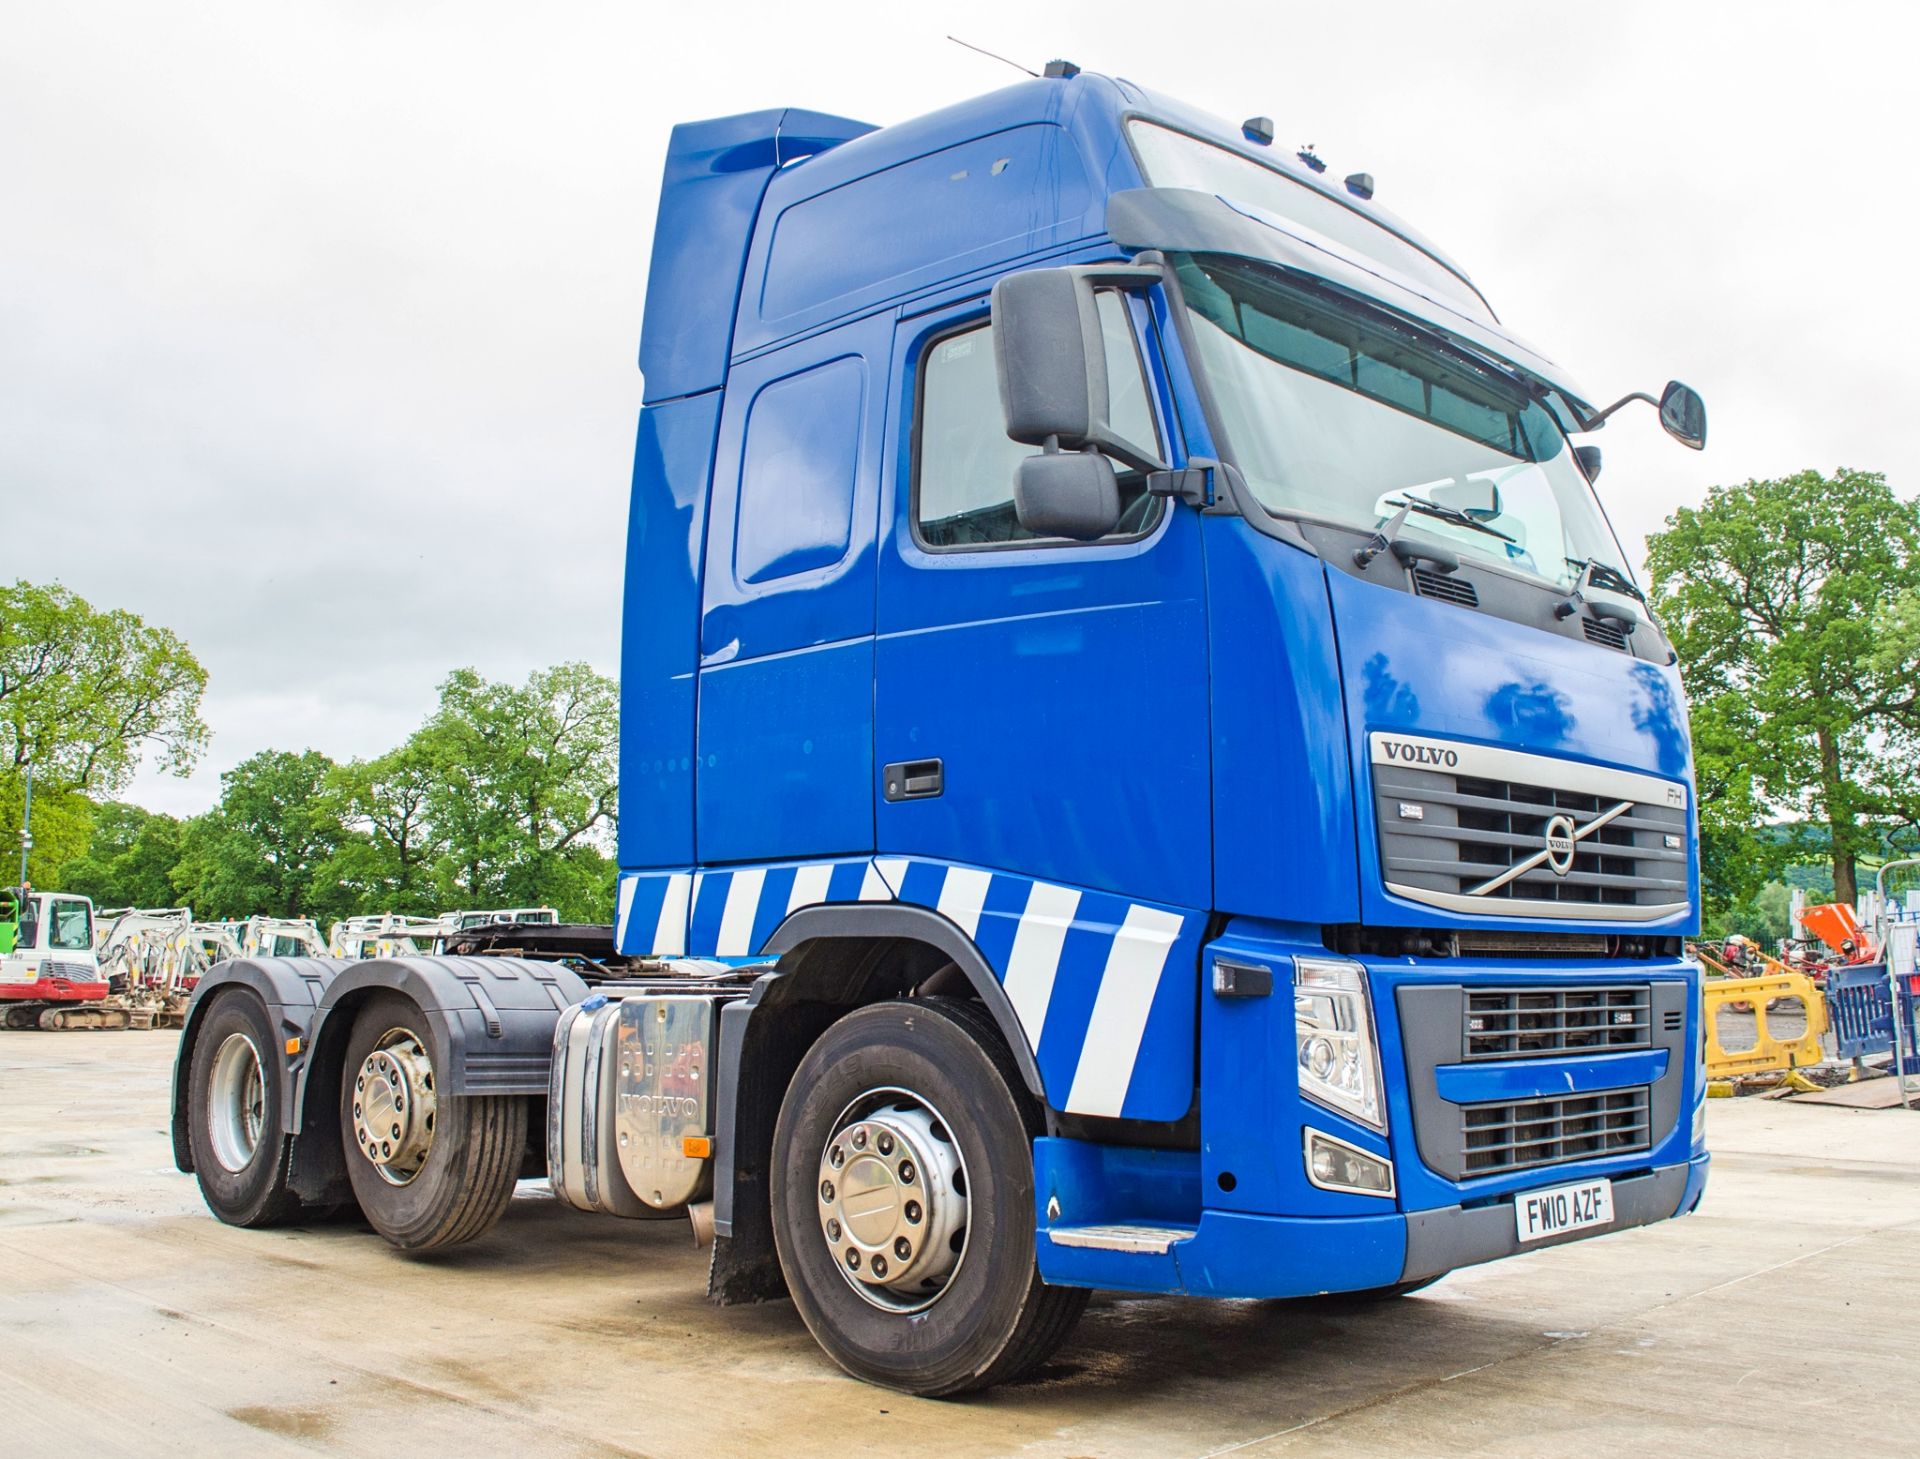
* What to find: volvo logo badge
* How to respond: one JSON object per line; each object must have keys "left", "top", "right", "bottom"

{"left": 1544, "top": 814, "right": 1578, "bottom": 876}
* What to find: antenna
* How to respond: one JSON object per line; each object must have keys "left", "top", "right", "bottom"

{"left": 946, "top": 36, "right": 1040, "bottom": 78}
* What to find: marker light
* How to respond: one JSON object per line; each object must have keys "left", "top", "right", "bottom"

{"left": 1305, "top": 1128, "right": 1396, "bottom": 1197}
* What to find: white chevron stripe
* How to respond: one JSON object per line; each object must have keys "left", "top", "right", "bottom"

{"left": 935, "top": 866, "right": 993, "bottom": 940}
{"left": 874, "top": 857, "right": 909, "bottom": 895}
{"left": 716, "top": 868, "right": 766, "bottom": 955}
{"left": 1064, "top": 905, "right": 1185, "bottom": 1117}
{"left": 858, "top": 862, "right": 891, "bottom": 900}
{"left": 651, "top": 873, "right": 692, "bottom": 957}
{"left": 1002, "top": 881, "right": 1081, "bottom": 1047}
{"left": 615, "top": 875, "right": 638, "bottom": 947}
{"left": 787, "top": 861, "right": 834, "bottom": 915}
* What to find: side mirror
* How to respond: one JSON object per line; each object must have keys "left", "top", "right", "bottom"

{"left": 1014, "top": 451, "right": 1122, "bottom": 541}
{"left": 1657, "top": 381, "right": 1707, "bottom": 450}
{"left": 991, "top": 265, "right": 1165, "bottom": 472}
{"left": 1573, "top": 444, "right": 1603, "bottom": 483}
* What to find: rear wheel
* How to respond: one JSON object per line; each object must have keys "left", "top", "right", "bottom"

{"left": 187, "top": 991, "right": 301, "bottom": 1227}
{"left": 339, "top": 992, "right": 525, "bottom": 1251}
{"left": 771, "top": 998, "right": 1087, "bottom": 1396}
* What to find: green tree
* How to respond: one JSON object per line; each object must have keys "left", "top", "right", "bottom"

{"left": 418, "top": 664, "right": 619, "bottom": 920}
{"left": 319, "top": 746, "right": 445, "bottom": 913}
{"left": 1647, "top": 468, "right": 1920, "bottom": 908}
{"left": 174, "top": 750, "right": 358, "bottom": 921}
{"left": 57, "top": 801, "right": 185, "bottom": 908}
{"left": 0, "top": 581, "right": 207, "bottom": 886}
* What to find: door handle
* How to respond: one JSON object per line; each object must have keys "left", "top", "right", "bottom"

{"left": 883, "top": 759, "right": 944, "bottom": 802}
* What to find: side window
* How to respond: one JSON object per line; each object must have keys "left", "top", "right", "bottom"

{"left": 735, "top": 357, "right": 865, "bottom": 584}
{"left": 915, "top": 294, "right": 1164, "bottom": 549}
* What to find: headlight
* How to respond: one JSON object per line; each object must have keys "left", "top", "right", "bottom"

{"left": 1293, "top": 957, "right": 1385, "bottom": 1131}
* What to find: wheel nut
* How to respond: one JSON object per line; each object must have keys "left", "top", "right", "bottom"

{"left": 391, "top": 1123, "right": 401, "bottom": 1139}
{"left": 904, "top": 1200, "right": 921, "bottom": 1223}
{"left": 871, "top": 1255, "right": 889, "bottom": 1279}
{"left": 829, "top": 1145, "right": 844, "bottom": 1168}
{"left": 826, "top": 1218, "right": 841, "bottom": 1241}
{"left": 845, "top": 1249, "right": 861, "bottom": 1270}
{"left": 898, "top": 1159, "right": 915, "bottom": 1184}
{"left": 852, "top": 1129, "right": 867, "bottom": 1149}
{"left": 894, "top": 1237, "right": 911, "bottom": 1259}
{"left": 876, "top": 1132, "right": 894, "bottom": 1155}
{"left": 820, "top": 1180, "right": 835, "bottom": 1203}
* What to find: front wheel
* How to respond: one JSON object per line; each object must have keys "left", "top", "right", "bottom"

{"left": 770, "top": 999, "right": 1087, "bottom": 1396}
{"left": 339, "top": 992, "right": 525, "bottom": 1251}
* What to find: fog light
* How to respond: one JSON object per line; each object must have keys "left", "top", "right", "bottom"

{"left": 1304, "top": 1128, "right": 1395, "bottom": 1198}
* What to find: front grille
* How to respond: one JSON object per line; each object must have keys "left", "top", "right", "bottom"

{"left": 1465, "top": 985, "right": 1650, "bottom": 1059}
{"left": 1453, "top": 930, "right": 1609, "bottom": 957}
{"left": 1372, "top": 734, "right": 1689, "bottom": 922}
{"left": 1462, "top": 1087, "right": 1651, "bottom": 1176}
{"left": 1583, "top": 617, "right": 1630, "bottom": 651}
{"left": 1413, "top": 569, "right": 1478, "bottom": 607}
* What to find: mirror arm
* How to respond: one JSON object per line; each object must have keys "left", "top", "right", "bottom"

{"left": 1582, "top": 390, "right": 1662, "bottom": 429}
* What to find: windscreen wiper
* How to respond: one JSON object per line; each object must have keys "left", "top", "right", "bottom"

{"left": 1564, "top": 556, "right": 1646, "bottom": 604}
{"left": 1386, "top": 495, "right": 1516, "bottom": 543}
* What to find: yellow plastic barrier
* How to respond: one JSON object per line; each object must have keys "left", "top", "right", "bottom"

{"left": 1702, "top": 970, "right": 1829, "bottom": 1079}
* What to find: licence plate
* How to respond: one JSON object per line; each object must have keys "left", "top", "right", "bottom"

{"left": 1514, "top": 1177, "right": 1614, "bottom": 1243}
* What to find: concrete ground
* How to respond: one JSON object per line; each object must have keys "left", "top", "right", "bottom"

{"left": 3, "top": 1032, "right": 1916, "bottom": 1458}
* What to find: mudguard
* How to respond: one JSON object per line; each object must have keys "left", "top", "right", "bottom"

{"left": 171, "top": 956, "right": 588, "bottom": 1180}
{"left": 294, "top": 956, "right": 589, "bottom": 1122}
{"left": 171, "top": 956, "right": 350, "bottom": 1173}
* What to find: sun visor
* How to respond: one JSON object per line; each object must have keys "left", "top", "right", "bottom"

{"left": 1108, "top": 188, "right": 1598, "bottom": 431}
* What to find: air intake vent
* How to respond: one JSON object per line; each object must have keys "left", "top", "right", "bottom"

{"left": 1462, "top": 1087, "right": 1651, "bottom": 1176}
{"left": 1413, "top": 569, "right": 1477, "bottom": 607}
{"left": 1662, "top": 1008, "right": 1685, "bottom": 1033}
{"left": 1583, "top": 617, "right": 1630, "bottom": 652}
{"left": 1465, "top": 986, "right": 1651, "bottom": 1060}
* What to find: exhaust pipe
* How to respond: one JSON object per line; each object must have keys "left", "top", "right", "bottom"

{"left": 687, "top": 1200, "right": 715, "bottom": 1247}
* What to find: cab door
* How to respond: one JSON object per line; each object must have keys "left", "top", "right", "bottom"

{"left": 875, "top": 288, "right": 1211, "bottom": 912}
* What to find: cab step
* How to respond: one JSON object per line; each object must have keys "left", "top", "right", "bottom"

{"left": 1045, "top": 1223, "right": 1196, "bottom": 1254}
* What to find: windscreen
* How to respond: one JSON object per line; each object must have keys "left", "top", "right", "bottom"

{"left": 1175, "top": 253, "right": 1634, "bottom": 593}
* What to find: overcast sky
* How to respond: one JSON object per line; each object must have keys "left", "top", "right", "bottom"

{"left": 6, "top": 0, "right": 1915, "bottom": 817}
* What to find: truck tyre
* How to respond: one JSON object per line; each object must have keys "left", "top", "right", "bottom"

{"left": 338, "top": 992, "right": 525, "bottom": 1251}
{"left": 187, "top": 990, "right": 302, "bottom": 1228}
{"left": 770, "top": 998, "right": 1088, "bottom": 1396}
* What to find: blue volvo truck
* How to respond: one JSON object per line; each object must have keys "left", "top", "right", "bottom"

{"left": 172, "top": 66, "right": 1710, "bottom": 1395}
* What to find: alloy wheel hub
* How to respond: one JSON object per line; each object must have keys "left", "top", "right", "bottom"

{"left": 352, "top": 1031, "right": 437, "bottom": 1185}
{"left": 817, "top": 1093, "right": 969, "bottom": 1312}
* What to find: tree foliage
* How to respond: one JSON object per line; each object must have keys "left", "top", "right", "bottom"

{"left": 1647, "top": 468, "right": 1920, "bottom": 909}
{"left": 57, "top": 801, "right": 185, "bottom": 908}
{"left": 174, "top": 750, "right": 352, "bottom": 921}
{"left": 416, "top": 664, "right": 619, "bottom": 916}
{"left": 1, "top": 581, "right": 208, "bottom": 795}
{"left": 1, "top": 581, "right": 206, "bottom": 888}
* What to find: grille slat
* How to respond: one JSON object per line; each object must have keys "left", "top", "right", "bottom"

{"left": 1462, "top": 1087, "right": 1651, "bottom": 1176}
{"left": 1372, "top": 736, "right": 1690, "bottom": 920}
{"left": 1465, "top": 985, "right": 1652, "bottom": 1060}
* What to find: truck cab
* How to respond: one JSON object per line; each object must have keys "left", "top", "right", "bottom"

{"left": 173, "top": 68, "right": 1707, "bottom": 1398}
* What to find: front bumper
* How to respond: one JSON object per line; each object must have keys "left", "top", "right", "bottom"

{"left": 1038, "top": 1154, "right": 1709, "bottom": 1298}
